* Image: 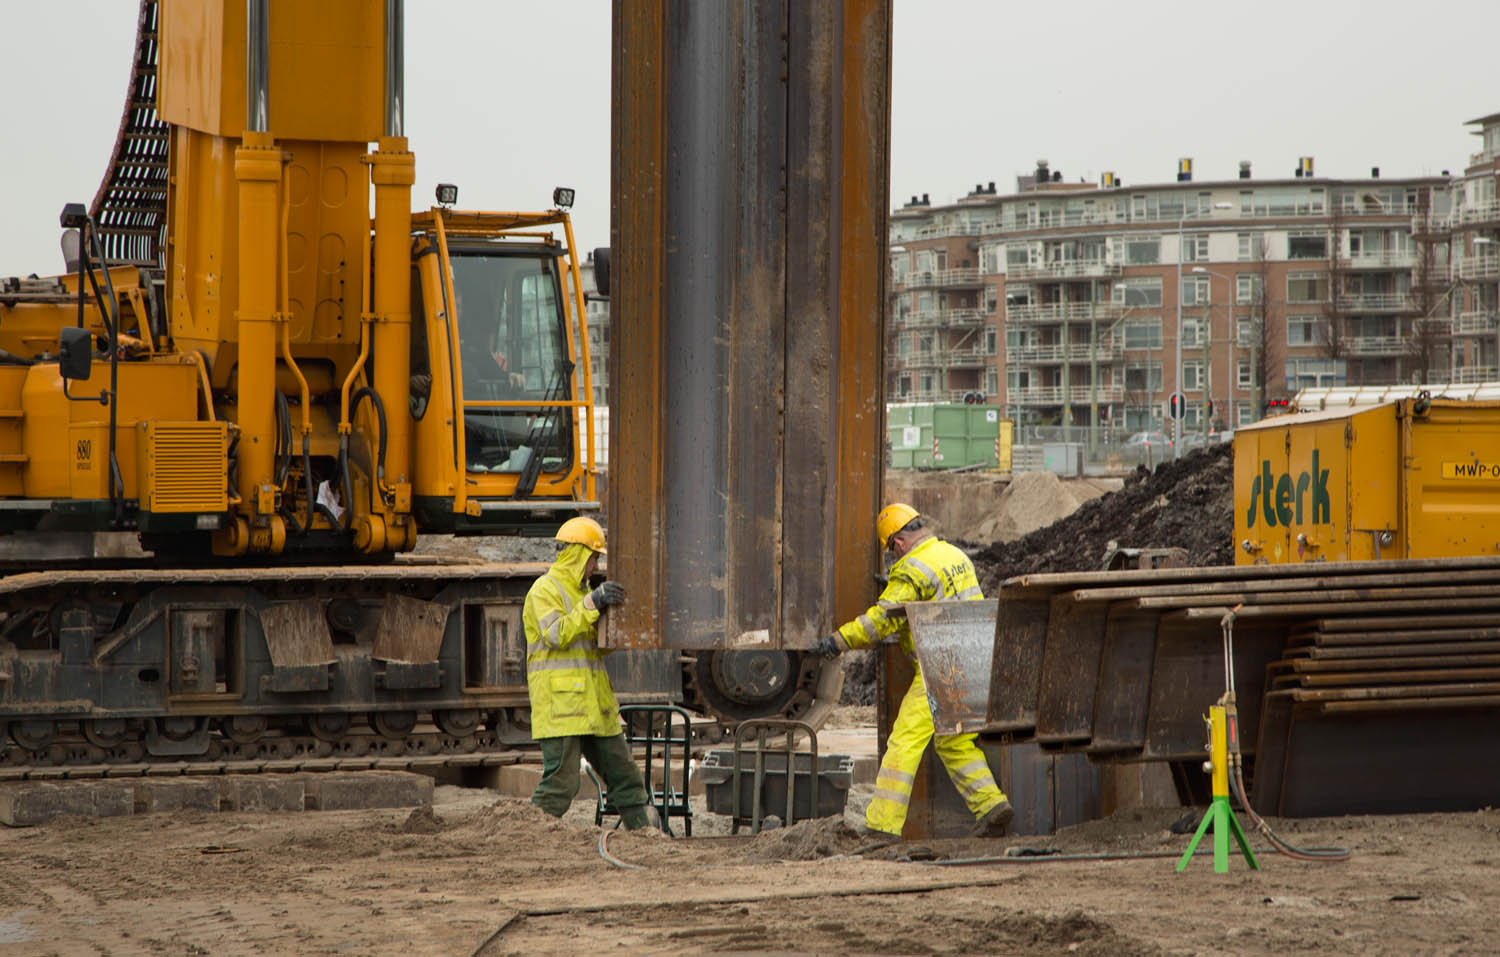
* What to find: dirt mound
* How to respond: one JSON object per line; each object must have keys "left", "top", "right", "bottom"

{"left": 738, "top": 816, "right": 865, "bottom": 862}
{"left": 963, "top": 444, "right": 1234, "bottom": 594}
{"left": 971, "top": 471, "right": 1116, "bottom": 543}
{"left": 398, "top": 804, "right": 443, "bottom": 834}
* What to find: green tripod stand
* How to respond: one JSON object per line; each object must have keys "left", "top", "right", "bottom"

{"left": 1177, "top": 701, "right": 1259, "bottom": 874}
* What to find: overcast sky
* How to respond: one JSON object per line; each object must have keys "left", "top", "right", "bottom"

{"left": 2, "top": 0, "right": 1496, "bottom": 276}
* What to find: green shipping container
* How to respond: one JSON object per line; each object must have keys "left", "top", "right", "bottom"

{"left": 886, "top": 403, "right": 1012, "bottom": 470}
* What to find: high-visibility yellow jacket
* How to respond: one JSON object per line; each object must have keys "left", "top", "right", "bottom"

{"left": 834, "top": 535, "right": 982, "bottom": 661}
{"left": 524, "top": 543, "right": 620, "bottom": 738}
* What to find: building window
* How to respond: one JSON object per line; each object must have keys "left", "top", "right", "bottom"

{"left": 1288, "top": 232, "right": 1328, "bottom": 260}
{"left": 1287, "top": 315, "right": 1321, "bottom": 346}
{"left": 980, "top": 246, "right": 1001, "bottom": 274}
{"left": 1284, "top": 357, "right": 1347, "bottom": 391}
{"left": 1124, "top": 361, "right": 1162, "bottom": 392}
{"left": 1118, "top": 236, "right": 1161, "bottom": 265}
{"left": 1182, "top": 318, "right": 1204, "bottom": 348}
{"left": 1123, "top": 319, "right": 1163, "bottom": 349}
{"left": 1237, "top": 359, "right": 1252, "bottom": 389}
{"left": 984, "top": 287, "right": 998, "bottom": 314}
{"left": 984, "top": 369, "right": 999, "bottom": 395}
{"left": 984, "top": 328, "right": 998, "bottom": 354}
{"left": 1237, "top": 405, "right": 1257, "bottom": 426}
{"left": 1286, "top": 273, "right": 1329, "bottom": 303}
{"left": 1183, "top": 360, "right": 1205, "bottom": 392}
{"left": 1181, "top": 275, "right": 1211, "bottom": 306}
{"left": 1242, "top": 189, "right": 1324, "bottom": 217}
{"left": 1007, "top": 368, "right": 1031, "bottom": 390}
{"left": 1182, "top": 234, "right": 1209, "bottom": 262}
{"left": 1236, "top": 274, "right": 1262, "bottom": 304}
{"left": 1006, "top": 244, "right": 1033, "bottom": 267}
{"left": 1236, "top": 317, "right": 1259, "bottom": 346}
{"left": 1236, "top": 233, "right": 1265, "bottom": 260}
{"left": 919, "top": 373, "right": 935, "bottom": 395}
{"left": 1112, "top": 277, "right": 1162, "bottom": 306}
{"left": 898, "top": 336, "right": 910, "bottom": 356}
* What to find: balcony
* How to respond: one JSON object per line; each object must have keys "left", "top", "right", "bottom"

{"left": 892, "top": 347, "right": 998, "bottom": 371}
{"left": 1334, "top": 292, "right": 1420, "bottom": 313}
{"left": 1458, "top": 255, "right": 1500, "bottom": 281}
{"left": 1007, "top": 340, "right": 1125, "bottom": 364}
{"left": 1345, "top": 336, "right": 1409, "bottom": 356}
{"left": 1415, "top": 317, "right": 1453, "bottom": 335}
{"left": 891, "top": 307, "right": 989, "bottom": 330}
{"left": 1005, "top": 301, "right": 1124, "bottom": 324}
{"left": 892, "top": 349, "right": 943, "bottom": 370}
{"left": 1456, "top": 312, "right": 1499, "bottom": 335}
{"left": 1347, "top": 250, "right": 1419, "bottom": 270}
{"left": 1454, "top": 202, "right": 1500, "bottom": 227}
{"left": 906, "top": 222, "right": 996, "bottom": 241}
{"left": 1454, "top": 366, "right": 1500, "bottom": 384}
{"left": 1410, "top": 213, "right": 1451, "bottom": 238}
{"left": 944, "top": 347, "right": 995, "bottom": 369}
{"left": 1006, "top": 260, "right": 1123, "bottom": 281}
{"left": 1000, "top": 208, "right": 1132, "bottom": 233}
{"left": 1009, "top": 384, "right": 1126, "bottom": 405}
{"left": 893, "top": 267, "right": 986, "bottom": 290}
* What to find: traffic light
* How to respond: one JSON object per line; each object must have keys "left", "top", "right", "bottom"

{"left": 1169, "top": 392, "right": 1185, "bottom": 419}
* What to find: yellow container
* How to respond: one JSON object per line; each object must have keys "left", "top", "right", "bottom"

{"left": 1233, "top": 398, "right": 1500, "bottom": 564}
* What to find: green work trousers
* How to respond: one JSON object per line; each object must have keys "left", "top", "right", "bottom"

{"left": 531, "top": 732, "right": 650, "bottom": 828}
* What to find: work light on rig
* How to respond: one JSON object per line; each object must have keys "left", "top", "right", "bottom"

{"left": 435, "top": 183, "right": 458, "bottom": 207}
{"left": 552, "top": 186, "right": 575, "bottom": 210}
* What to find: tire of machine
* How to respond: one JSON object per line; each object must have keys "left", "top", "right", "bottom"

{"left": 83, "top": 718, "right": 129, "bottom": 748}
{"left": 682, "top": 650, "right": 842, "bottom": 732}
{"left": 11, "top": 719, "right": 56, "bottom": 752}
{"left": 436, "top": 709, "right": 480, "bottom": 738}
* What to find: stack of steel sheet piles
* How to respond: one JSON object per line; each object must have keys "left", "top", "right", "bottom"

{"left": 907, "top": 555, "right": 1500, "bottom": 818}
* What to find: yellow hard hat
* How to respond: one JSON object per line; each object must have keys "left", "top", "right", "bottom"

{"left": 876, "top": 503, "right": 920, "bottom": 550}
{"left": 556, "top": 516, "right": 607, "bottom": 555}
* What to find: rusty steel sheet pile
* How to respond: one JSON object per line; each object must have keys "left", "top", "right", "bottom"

{"left": 902, "top": 556, "right": 1500, "bottom": 817}
{"left": 608, "top": 0, "right": 891, "bottom": 652}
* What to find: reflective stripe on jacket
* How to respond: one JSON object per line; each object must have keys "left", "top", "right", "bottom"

{"left": 835, "top": 535, "right": 982, "bottom": 660}
{"left": 524, "top": 542, "right": 621, "bottom": 738}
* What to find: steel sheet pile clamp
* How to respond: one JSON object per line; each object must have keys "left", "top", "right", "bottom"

{"left": 607, "top": 0, "right": 892, "bottom": 654}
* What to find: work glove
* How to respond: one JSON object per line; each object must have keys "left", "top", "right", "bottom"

{"left": 810, "top": 634, "right": 843, "bottom": 659}
{"left": 589, "top": 580, "right": 626, "bottom": 609}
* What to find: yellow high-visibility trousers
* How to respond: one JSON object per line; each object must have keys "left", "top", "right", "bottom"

{"left": 866, "top": 667, "right": 1007, "bottom": 837}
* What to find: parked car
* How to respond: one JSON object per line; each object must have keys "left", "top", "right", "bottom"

{"left": 1123, "top": 431, "right": 1173, "bottom": 465}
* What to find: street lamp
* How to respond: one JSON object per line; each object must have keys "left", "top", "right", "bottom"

{"left": 1176, "top": 202, "right": 1234, "bottom": 458}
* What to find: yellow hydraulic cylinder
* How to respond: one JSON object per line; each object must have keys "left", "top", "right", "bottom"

{"left": 1209, "top": 704, "right": 1229, "bottom": 797}
{"left": 232, "top": 131, "right": 284, "bottom": 536}
{"left": 367, "top": 136, "right": 415, "bottom": 547}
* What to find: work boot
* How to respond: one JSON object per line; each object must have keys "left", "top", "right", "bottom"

{"left": 620, "top": 805, "right": 652, "bottom": 831}
{"left": 971, "top": 800, "right": 1015, "bottom": 838}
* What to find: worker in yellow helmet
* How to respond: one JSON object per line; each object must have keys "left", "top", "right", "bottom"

{"left": 812, "top": 504, "right": 1014, "bottom": 838}
{"left": 525, "top": 517, "right": 651, "bottom": 829}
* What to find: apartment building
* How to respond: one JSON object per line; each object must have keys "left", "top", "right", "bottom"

{"left": 1448, "top": 112, "right": 1500, "bottom": 381}
{"left": 575, "top": 252, "right": 610, "bottom": 408}
{"left": 888, "top": 147, "right": 1469, "bottom": 433}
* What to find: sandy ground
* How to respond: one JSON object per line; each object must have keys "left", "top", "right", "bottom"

{"left": 1, "top": 781, "right": 1497, "bottom": 956}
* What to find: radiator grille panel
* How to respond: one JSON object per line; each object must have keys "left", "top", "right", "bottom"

{"left": 144, "top": 423, "right": 227, "bottom": 512}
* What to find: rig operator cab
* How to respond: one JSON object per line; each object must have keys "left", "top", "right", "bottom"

{"left": 410, "top": 206, "right": 600, "bottom": 537}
